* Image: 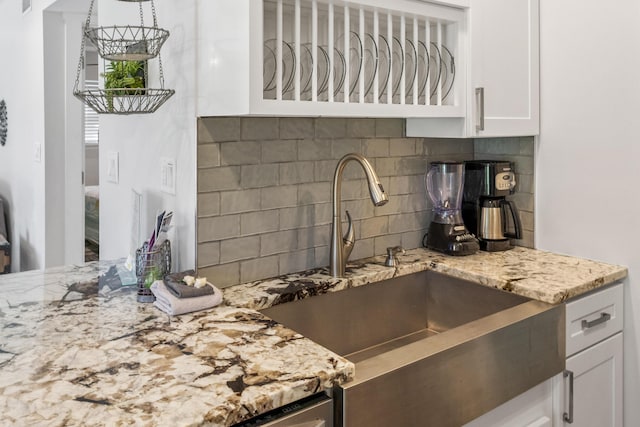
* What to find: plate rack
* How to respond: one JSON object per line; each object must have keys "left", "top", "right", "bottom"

{"left": 263, "top": 0, "right": 460, "bottom": 108}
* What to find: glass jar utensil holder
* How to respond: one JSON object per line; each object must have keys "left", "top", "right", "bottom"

{"left": 135, "top": 240, "right": 171, "bottom": 303}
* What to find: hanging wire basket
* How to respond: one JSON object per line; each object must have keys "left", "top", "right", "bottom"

{"left": 75, "top": 87, "right": 175, "bottom": 115}
{"left": 85, "top": 25, "right": 169, "bottom": 61}
{"left": 73, "top": 0, "right": 174, "bottom": 115}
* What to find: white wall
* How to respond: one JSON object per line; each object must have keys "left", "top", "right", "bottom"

{"left": 537, "top": 1, "right": 640, "bottom": 425}
{"left": 97, "top": 0, "right": 197, "bottom": 271}
{"left": 0, "top": 1, "right": 49, "bottom": 271}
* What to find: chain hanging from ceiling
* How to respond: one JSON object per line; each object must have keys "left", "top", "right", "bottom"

{"left": 73, "top": 0, "right": 175, "bottom": 115}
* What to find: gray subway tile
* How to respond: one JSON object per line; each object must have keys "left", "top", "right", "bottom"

{"left": 261, "top": 185, "right": 298, "bottom": 210}
{"left": 314, "top": 246, "right": 330, "bottom": 269}
{"left": 197, "top": 242, "right": 220, "bottom": 267}
{"left": 389, "top": 175, "right": 424, "bottom": 196}
{"left": 198, "top": 167, "right": 241, "bottom": 192}
{"left": 401, "top": 230, "right": 427, "bottom": 250}
{"left": 315, "top": 118, "right": 347, "bottom": 139}
{"left": 197, "top": 143, "right": 220, "bottom": 168}
{"left": 198, "top": 117, "right": 241, "bottom": 143}
{"left": 517, "top": 174, "right": 534, "bottom": 194}
{"left": 298, "top": 182, "right": 332, "bottom": 205}
{"left": 332, "top": 138, "right": 362, "bottom": 159}
{"left": 389, "top": 212, "right": 426, "bottom": 234}
{"left": 340, "top": 179, "right": 364, "bottom": 201}
{"left": 241, "top": 164, "right": 279, "bottom": 188}
{"left": 426, "top": 139, "right": 473, "bottom": 155}
{"left": 261, "top": 230, "right": 298, "bottom": 256}
{"left": 347, "top": 118, "right": 376, "bottom": 137}
{"left": 375, "top": 118, "right": 404, "bottom": 137}
{"left": 262, "top": 140, "right": 298, "bottom": 163}
{"left": 241, "top": 117, "right": 279, "bottom": 140}
{"left": 519, "top": 211, "right": 535, "bottom": 232}
{"left": 374, "top": 234, "right": 403, "bottom": 255}
{"left": 342, "top": 199, "right": 375, "bottom": 220}
{"left": 197, "top": 215, "right": 239, "bottom": 242}
{"left": 197, "top": 192, "right": 220, "bottom": 217}
{"left": 508, "top": 192, "right": 534, "bottom": 212}
{"left": 350, "top": 238, "right": 374, "bottom": 261}
{"left": 362, "top": 138, "right": 390, "bottom": 158}
{"left": 297, "top": 224, "right": 331, "bottom": 249}
{"left": 389, "top": 138, "right": 418, "bottom": 157}
{"left": 298, "top": 139, "right": 332, "bottom": 161}
{"left": 241, "top": 256, "right": 280, "bottom": 283}
{"left": 220, "top": 236, "right": 260, "bottom": 263}
{"left": 314, "top": 160, "right": 337, "bottom": 182}
{"left": 198, "top": 263, "right": 240, "bottom": 288}
{"left": 360, "top": 216, "right": 389, "bottom": 238}
{"left": 279, "top": 249, "right": 316, "bottom": 275}
{"left": 279, "top": 205, "right": 316, "bottom": 230}
{"left": 221, "top": 141, "right": 261, "bottom": 165}
{"left": 280, "top": 162, "right": 315, "bottom": 184}
{"left": 280, "top": 117, "right": 315, "bottom": 140}
{"left": 220, "top": 189, "right": 261, "bottom": 214}
{"left": 314, "top": 202, "right": 333, "bottom": 225}
{"left": 241, "top": 210, "right": 279, "bottom": 236}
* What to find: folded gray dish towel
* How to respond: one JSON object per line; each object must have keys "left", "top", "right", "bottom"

{"left": 164, "top": 270, "right": 215, "bottom": 298}
{"left": 151, "top": 280, "right": 222, "bottom": 316}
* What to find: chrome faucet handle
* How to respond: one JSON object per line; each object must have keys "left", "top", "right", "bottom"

{"left": 384, "top": 246, "right": 405, "bottom": 267}
{"left": 342, "top": 210, "right": 354, "bottom": 260}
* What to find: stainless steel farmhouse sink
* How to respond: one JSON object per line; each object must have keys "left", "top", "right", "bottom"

{"left": 260, "top": 270, "right": 565, "bottom": 427}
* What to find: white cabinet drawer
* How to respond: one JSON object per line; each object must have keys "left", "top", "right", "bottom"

{"left": 565, "top": 283, "right": 623, "bottom": 357}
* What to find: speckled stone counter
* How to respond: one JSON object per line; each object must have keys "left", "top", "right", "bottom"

{"left": 224, "top": 247, "right": 628, "bottom": 309}
{"left": 0, "top": 262, "right": 353, "bottom": 426}
{"left": 0, "top": 247, "right": 627, "bottom": 426}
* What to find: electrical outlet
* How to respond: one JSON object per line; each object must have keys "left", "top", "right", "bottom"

{"left": 160, "top": 157, "right": 176, "bottom": 195}
{"left": 107, "top": 151, "right": 119, "bottom": 184}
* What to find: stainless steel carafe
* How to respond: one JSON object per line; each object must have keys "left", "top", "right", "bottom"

{"left": 479, "top": 198, "right": 521, "bottom": 241}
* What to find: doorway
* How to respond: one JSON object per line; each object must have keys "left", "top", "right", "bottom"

{"left": 43, "top": 0, "right": 97, "bottom": 267}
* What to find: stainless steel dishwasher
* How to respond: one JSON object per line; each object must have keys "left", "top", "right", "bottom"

{"left": 232, "top": 392, "right": 333, "bottom": 427}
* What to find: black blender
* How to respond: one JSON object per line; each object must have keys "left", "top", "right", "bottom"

{"left": 424, "top": 161, "right": 479, "bottom": 256}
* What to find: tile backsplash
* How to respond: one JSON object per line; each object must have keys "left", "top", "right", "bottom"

{"left": 197, "top": 117, "right": 534, "bottom": 287}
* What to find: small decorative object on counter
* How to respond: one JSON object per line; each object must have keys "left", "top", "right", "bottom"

{"left": 135, "top": 239, "right": 171, "bottom": 303}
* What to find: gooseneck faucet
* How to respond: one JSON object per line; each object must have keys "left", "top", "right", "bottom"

{"left": 330, "top": 153, "right": 389, "bottom": 277}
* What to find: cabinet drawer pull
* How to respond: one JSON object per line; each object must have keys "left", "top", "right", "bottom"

{"left": 475, "top": 87, "right": 485, "bottom": 131}
{"left": 563, "top": 370, "right": 574, "bottom": 424}
{"left": 581, "top": 312, "right": 611, "bottom": 330}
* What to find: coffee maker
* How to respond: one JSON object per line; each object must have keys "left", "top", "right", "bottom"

{"left": 462, "top": 160, "right": 522, "bottom": 251}
{"left": 424, "top": 161, "right": 479, "bottom": 256}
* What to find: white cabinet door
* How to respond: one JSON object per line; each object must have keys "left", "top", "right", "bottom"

{"left": 463, "top": 377, "right": 555, "bottom": 427}
{"left": 407, "top": 0, "right": 539, "bottom": 138}
{"left": 470, "top": 0, "right": 539, "bottom": 137}
{"left": 561, "top": 332, "right": 623, "bottom": 427}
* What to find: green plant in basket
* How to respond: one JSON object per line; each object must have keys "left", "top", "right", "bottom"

{"left": 144, "top": 265, "right": 162, "bottom": 289}
{"left": 102, "top": 60, "right": 145, "bottom": 111}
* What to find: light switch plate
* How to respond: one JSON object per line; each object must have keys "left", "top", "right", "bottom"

{"left": 107, "top": 151, "right": 119, "bottom": 184}
{"left": 160, "top": 157, "right": 176, "bottom": 195}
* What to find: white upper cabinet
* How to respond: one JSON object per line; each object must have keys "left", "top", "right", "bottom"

{"left": 407, "top": 0, "right": 539, "bottom": 137}
{"left": 196, "top": 0, "right": 467, "bottom": 117}
{"left": 471, "top": 0, "right": 539, "bottom": 136}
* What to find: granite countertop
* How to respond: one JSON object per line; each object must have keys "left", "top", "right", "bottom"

{"left": 225, "top": 247, "right": 628, "bottom": 309}
{"left": 0, "top": 262, "right": 353, "bottom": 426}
{"left": 0, "top": 247, "right": 628, "bottom": 426}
